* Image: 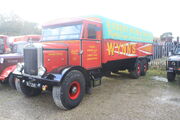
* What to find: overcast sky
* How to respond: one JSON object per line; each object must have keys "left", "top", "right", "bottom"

{"left": 0, "top": 0, "right": 179, "bottom": 38}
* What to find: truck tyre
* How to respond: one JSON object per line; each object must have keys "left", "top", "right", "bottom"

{"left": 141, "top": 59, "right": 148, "bottom": 76}
{"left": 8, "top": 73, "right": 16, "bottom": 89}
{"left": 52, "top": 70, "right": 85, "bottom": 110}
{"left": 15, "top": 79, "right": 41, "bottom": 97}
{"left": 130, "top": 60, "right": 141, "bottom": 79}
{"left": 167, "top": 72, "right": 176, "bottom": 82}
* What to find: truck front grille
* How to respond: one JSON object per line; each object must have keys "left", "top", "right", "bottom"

{"left": 24, "top": 47, "right": 38, "bottom": 75}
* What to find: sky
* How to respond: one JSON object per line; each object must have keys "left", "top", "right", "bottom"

{"left": 0, "top": 0, "right": 179, "bottom": 38}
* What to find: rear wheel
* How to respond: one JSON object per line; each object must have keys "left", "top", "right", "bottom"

{"left": 15, "top": 79, "right": 42, "bottom": 97}
{"left": 52, "top": 70, "right": 85, "bottom": 110}
{"left": 167, "top": 72, "right": 176, "bottom": 82}
{"left": 141, "top": 59, "right": 148, "bottom": 76}
{"left": 130, "top": 59, "right": 141, "bottom": 79}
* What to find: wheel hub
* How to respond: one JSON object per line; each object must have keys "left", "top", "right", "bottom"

{"left": 71, "top": 86, "right": 77, "bottom": 94}
{"left": 68, "top": 81, "right": 81, "bottom": 100}
{"left": 137, "top": 64, "right": 141, "bottom": 75}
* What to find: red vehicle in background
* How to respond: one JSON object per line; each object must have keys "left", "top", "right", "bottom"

{"left": 12, "top": 35, "right": 41, "bottom": 43}
{"left": 0, "top": 35, "right": 41, "bottom": 88}
{"left": 0, "top": 42, "right": 24, "bottom": 88}
{"left": 0, "top": 35, "right": 10, "bottom": 54}
{"left": 13, "top": 16, "right": 153, "bottom": 110}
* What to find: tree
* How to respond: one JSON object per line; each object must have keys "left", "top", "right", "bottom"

{"left": 0, "top": 13, "right": 41, "bottom": 36}
{"left": 160, "top": 32, "right": 173, "bottom": 42}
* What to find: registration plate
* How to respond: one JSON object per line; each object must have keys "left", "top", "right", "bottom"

{"left": 167, "top": 67, "right": 174, "bottom": 72}
{"left": 26, "top": 81, "right": 37, "bottom": 88}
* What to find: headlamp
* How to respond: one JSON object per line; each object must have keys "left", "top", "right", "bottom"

{"left": 38, "top": 66, "right": 46, "bottom": 76}
{"left": 16, "top": 63, "right": 23, "bottom": 72}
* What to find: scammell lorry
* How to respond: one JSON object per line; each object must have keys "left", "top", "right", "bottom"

{"left": 13, "top": 16, "right": 153, "bottom": 110}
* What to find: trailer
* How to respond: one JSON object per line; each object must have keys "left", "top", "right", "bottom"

{"left": 13, "top": 16, "right": 153, "bottom": 110}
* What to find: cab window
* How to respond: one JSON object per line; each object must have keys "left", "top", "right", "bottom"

{"left": 88, "top": 24, "right": 97, "bottom": 39}
{"left": 42, "top": 24, "right": 82, "bottom": 41}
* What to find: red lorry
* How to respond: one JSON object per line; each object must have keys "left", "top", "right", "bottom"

{"left": 13, "top": 16, "right": 153, "bottom": 110}
{"left": 0, "top": 35, "right": 10, "bottom": 54}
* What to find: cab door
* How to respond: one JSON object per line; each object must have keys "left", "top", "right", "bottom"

{"left": 81, "top": 21, "right": 102, "bottom": 70}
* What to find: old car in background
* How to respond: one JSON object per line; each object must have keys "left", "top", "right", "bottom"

{"left": 0, "top": 36, "right": 40, "bottom": 88}
{"left": 0, "top": 34, "right": 41, "bottom": 88}
{"left": 0, "top": 41, "right": 26, "bottom": 88}
{"left": 167, "top": 45, "right": 180, "bottom": 82}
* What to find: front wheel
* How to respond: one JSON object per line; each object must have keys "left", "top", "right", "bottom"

{"left": 167, "top": 72, "right": 176, "bottom": 82}
{"left": 8, "top": 74, "right": 16, "bottom": 89}
{"left": 52, "top": 70, "right": 85, "bottom": 110}
{"left": 15, "top": 79, "right": 42, "bottom": 97}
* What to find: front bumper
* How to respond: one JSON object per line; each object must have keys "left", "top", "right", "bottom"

{"left": 166, "top": 67, "right": 180, "bottom": 73}
{"left": 13, "top": 72, "right": 62, "bottom": 87}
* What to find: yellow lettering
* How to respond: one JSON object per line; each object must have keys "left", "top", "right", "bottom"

{"left": 122, "top": 44, "right": 126, "bottom": 55}
{"left": 132, "top": 44, "right": 136, "bottom": 54}
{"left": 107, "top": 42, "right": 115, "bottom": 56}
{"left": 116, "top": 43, "right": 121, "bottom": 55}
{"left": 126, "top": 44, "right": 131, "bottom": 54}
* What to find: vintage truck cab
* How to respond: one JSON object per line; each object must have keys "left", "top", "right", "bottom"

{"left": 166, "top": 45, "right": 180, "bottom": 82}
{"left": 0, "top": 35, "right": 10, "bottom": 54}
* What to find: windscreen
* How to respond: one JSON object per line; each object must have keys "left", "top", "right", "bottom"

{"left": 174, "top": 47, "right": 180, "bottom": 55}
{"left": 42, "top": 24, "right": 82, "bottom": 41}
{"left": 12, "top": 42, "right": 27, "bottom": 54}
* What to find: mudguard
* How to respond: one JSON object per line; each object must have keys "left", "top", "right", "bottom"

{"left": 51, "top": 66, "right": 89, "bottom": 84}
{"left": 54, "top": 66, "right": 91, "bottom": 93}
{"left": 0, "top": 65, "right": 16, "bottom": 81}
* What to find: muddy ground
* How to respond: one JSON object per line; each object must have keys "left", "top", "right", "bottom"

{"left": 1, "top": 69, "right": 180, "bottom": 120}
